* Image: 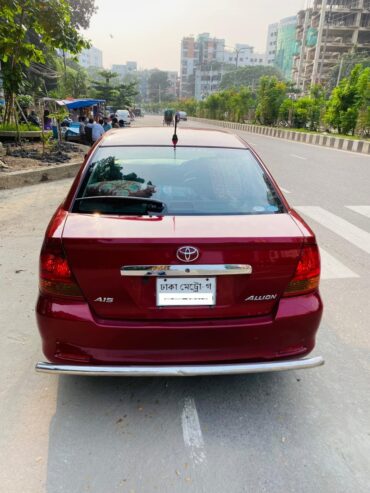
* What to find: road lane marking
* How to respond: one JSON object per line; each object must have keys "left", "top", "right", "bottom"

{"left": 319, "top": 247, "right": 359, "bottom": 279}
{"left": 346, "top": 206, "right": 370, "bottom": 219}
{"left": 296, "top": 206, "right": 370, "bottom": 255}
{"left": 290, "top": 153, "right": 307, "bottom": 160}
{"left": 280, "top": 187, "right": 291, "bottom": 194}
{"left": 181, "top": 397, "right": 206, "bottom": 466}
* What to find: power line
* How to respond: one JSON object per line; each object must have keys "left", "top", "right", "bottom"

{"left": 29, "top": 62, "right": 61, "bottom": 79}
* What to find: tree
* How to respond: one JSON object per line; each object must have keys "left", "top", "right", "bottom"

{"left": 99, "top": 70, "right": 119, "bottom": 86}
{"left": 305, "top": 84, "right": 325, "bottom": 131}
{"left": 148, "top": 71, "right": 170, "bottom": 102}
{"left": 279, "top": 85, "right": 324, "bottom": 130}
{"left": 355, "top": 67, "right": 370, "bottom": 137}
{"left": 326, "top": 53, "right": 370, "bottom": 92}
{"left": 67, "top": 0, "right": 98, "bottom": 29}
{"left": 113, "top": 81, "right": 139, "bottom": 108}
{"left": 51, "top": 59, "right": 90, "bottom": 98}
{"left": 91, "top": 70, "right": 119, "bottom": 105}
{"left": 220, "top": 66, "right": 283, "bottom": 90}
{"left": 22, "top": 49, "right": 61, "bottom": 98}
{"left": 230, "top": 87, "right": 254, "bottom": 122}
{"left": 255, "top": 76, "right": 287, "bottom": 125}
{"left": 178, "top": 98, "right": 198, "bottom": 116}
{"left": 324, "top": 64, "right": 365, "bottom": 135}
{"left": 0, "top": 0, "right": 88, "bottom": 123}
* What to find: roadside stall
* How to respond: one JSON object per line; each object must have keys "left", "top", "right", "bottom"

{"left": 56, "top": 98, "right": 106, "bottom": 142}
{"left": 40, "top": 97, "right": 105, "bottom": 143}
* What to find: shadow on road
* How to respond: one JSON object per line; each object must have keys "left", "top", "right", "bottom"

{"left": 45, "top": 372, "right": 307, "bottom": 493}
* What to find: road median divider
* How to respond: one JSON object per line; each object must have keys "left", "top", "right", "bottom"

{"left": 189, "top": 117, "right": 370, "bottom": 155}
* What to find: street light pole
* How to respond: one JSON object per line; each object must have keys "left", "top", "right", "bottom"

{"left": 223, "top": 45, "right": 248, "bottom": 69}
{"left": 235, "top": 47, "right": 248, "bottom": 69}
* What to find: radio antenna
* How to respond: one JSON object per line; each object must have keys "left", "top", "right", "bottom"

{"left": 172, "top": 112, "right": 179, "bottom": 147}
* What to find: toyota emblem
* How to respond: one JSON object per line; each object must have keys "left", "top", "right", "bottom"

{"left": 176, "top": 246, "right": 200, "bottom": 263}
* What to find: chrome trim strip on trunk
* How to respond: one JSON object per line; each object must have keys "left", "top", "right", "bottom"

{"left": 35, "top": 356, "right": 324, "bottom": 376}
{"left": 120, "top": 264, "right": 252, "bottom": 277}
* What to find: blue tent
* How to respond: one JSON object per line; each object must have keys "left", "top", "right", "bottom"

{"left": 56, "top": 98, "right": 105, "bottom": 109}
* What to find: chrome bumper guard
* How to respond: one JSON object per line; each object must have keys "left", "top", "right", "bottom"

{"left": 36, "top": 356, "right": 324, "bottom": 377}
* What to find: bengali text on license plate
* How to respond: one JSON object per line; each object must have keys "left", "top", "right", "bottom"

{"left": 156, "top": 277, "right": 216, "bottom": 306}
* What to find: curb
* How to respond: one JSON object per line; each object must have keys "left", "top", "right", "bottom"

{"left": 189, "top": 117, "right": 370, "bottom": 155}
{"left": 0, "top": 130, "right": 42, "bottom": 139}
{"left": 0, "top": 160, "right": 83, "bottom": 190}
{"left": 0, "top": 142, "right": 90, "bottom": 190}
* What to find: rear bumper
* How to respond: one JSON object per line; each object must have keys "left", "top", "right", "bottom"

{"left": 35, "top": 356, "right": 324, "bottom": 376}
{"left": 36, "top": 292, "right": 323, "bottom": 366}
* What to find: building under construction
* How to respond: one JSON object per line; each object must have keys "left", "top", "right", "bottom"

{"left": 292, "top": 0, "right": 370, "bottom": 90}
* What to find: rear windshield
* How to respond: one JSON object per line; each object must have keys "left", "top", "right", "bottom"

{"left": 73, "top": 146, "right": 284, "bottom": 216}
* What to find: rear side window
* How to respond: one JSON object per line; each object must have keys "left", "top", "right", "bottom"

{"left": 73, "top": 146, "right": 284, "bottom": 216}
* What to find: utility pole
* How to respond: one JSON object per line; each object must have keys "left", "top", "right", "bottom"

{"left": 235, "top": 47, "right": 248, "bottom": 69}
{"left": 235, "top": 49, "right": 240, "bottom": 69}
{"left": 311, "top": 0, "right": 327, "bottom": 85}
{"left": 336, "top": 56, "right": 344, "bottom": 86}
{"left": 318, "top": 0, "right": 333, "bottom": 84}
{"left": 297, "top": 8, "right": 310, "bottom": 91}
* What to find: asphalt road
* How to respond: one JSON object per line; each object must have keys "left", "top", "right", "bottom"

{"left": 0, "top": 115, "right": 369, "bottom": 493}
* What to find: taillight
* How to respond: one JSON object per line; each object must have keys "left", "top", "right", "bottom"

{"left": 283, "top": 244, "right": 320, "bottom": 297}
{"left": 39, "top": 238, "right": 83, "bottom": 298}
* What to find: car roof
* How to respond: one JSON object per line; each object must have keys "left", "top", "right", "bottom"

{"left": 99, "top": 127, "right": 247, "bottom": 148}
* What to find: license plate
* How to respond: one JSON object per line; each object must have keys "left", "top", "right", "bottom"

{"left": 156, "top": 277, "right": 216, "bottom": 306}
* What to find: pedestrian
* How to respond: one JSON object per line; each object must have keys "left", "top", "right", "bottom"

{"left": 90, "top": 118, "right": 104, "bottom": 143}
{"left": 43, "top": 110, "right": 52, "bottom": 130}
{"left": 78, "top": 116, "right": 86, "bottom": 140}
{"left": 102, "top": 117, "right": 112, "bottom": 131}
{"left": 118, "top": 119, "right": 125, "bottom": 128}
{"left": 111, "top": 117, "right": 119, "bottom": 129}
{"left": 29, "top": 110, "right": 40, "bottom": 126}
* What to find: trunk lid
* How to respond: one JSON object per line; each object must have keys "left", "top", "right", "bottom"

{"left": 62, "top": 213, "right": 304, "bottom": 320}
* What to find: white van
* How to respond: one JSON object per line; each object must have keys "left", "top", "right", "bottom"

{"left": 115, "top": 109, "right": 132, "bottom": 126}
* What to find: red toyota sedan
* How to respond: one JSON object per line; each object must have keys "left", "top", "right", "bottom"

{"left": 36, "top": 127, "right": 323, "bottom": 376}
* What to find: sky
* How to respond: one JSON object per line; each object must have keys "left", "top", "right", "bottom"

{"left": 85, "top": 0, "right": 307, "bottom": 72}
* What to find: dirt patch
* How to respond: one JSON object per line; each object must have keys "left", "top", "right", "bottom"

{"left": 0, "top": 142, "right": 85, "bottom": 172}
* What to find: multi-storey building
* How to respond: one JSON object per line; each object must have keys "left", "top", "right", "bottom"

{"left": 126, "top": 61, "right": 138, "bottom": 72}
{"left": 180, "top": 36, "right": 198, "bottom": 98}
{"left": 135, "top": 69, "right": 179, "bottom": 102}
{"left": 180, "top": 33, "right": 225, "bottom": 99}
{"left": 78, "top": 46, "right": 103, "bottom": 69}
{"left": 181, "top": 33, "right": 266, "bottom": 99}
{"left": 224, "top": 44, "right": 265, "bottom": 67}
{"left": 112, "top": 64, "right": 127, "bottom": 78}
{"left": 293, "top": 0, "right": 370, "bottom": 90}
{"left": 112, "top": 62, "right": 138, "bottom": 80}
{"left": 274, "top": 16, "right": 298, "bottom": 80}
{"left": 265, "top": 23, "right": 279, "bottom": 65}
{"left": 167, "top": 71, "right": 179, "bottom": 99}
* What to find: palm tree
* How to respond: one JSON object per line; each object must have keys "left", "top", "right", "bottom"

{"left": 99, "top": 70, "right": 118, "bottom": 85}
